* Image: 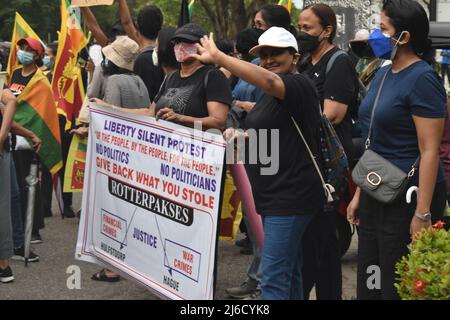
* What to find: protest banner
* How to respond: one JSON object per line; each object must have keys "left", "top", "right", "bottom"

{"left": 64, "top": 134, "right": 87, "bottom": 193}
{"left": 76, "top": 104, "right": 226, "bottom": 300}
{"left": 71, "top": 0, "right": 114, "bottom": 7}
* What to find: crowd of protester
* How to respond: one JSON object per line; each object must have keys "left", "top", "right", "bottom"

{"left": 0, "top": 0, "right": 449, "bottom": 301}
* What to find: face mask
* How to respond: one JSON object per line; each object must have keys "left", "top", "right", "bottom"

{"left": 174, "top": 42, "right": 198, "bottom": 63}
{"left": 152, "top": 49, "right": 159, "bottom": 67}
{"left": 43, "top": 55, "right": 52, "bottom": 69}
{"left": 297, "top": 30, "right": 324, "bottom": 54}
{"left": 17, "top": 49, "right": 35, "bottom": 65}
{"left": 349, "top": 41, "right": 375, "bottom": 59}
{"left": 368, "top": 28, "right": 405, "bottom": 60}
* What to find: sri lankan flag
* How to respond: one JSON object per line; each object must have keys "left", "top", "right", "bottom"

{"left": 52, "top": 0, "right": 89, "bottom": 128}
{"left": 278, "top": 0, "right": 293, "bottom": 13}
{"left": 15, "top": 68, "right": 63, "bottom": 175}
{"left": 64, "top": 134, "right": 87, "bottom": 193}
{"left": 7, "top": 12, "right": 44, "bottom": 77}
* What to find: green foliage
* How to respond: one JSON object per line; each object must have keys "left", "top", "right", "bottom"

{"left": 0, "top": 1, "right": 301, "bottom": 43}
{"left": 395, "top": 222, "right": 450, "bottom": 300}
{"left": 0, "top": 0, "right": 60, "bottom": 42}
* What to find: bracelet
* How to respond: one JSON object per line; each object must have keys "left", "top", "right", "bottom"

{"left": 414, "top": 212, "right": 432, "bottom": 221}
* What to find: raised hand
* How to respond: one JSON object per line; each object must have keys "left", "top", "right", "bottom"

{"left": 192, "top": 33, "right": 221, "bottom": 65}
{"left": 89, "top": 98, "right": 114, "bottom": 109}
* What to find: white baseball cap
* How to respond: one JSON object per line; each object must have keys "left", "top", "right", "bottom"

{"left": 249, "top": 27, "right": 298, "bottom": 56}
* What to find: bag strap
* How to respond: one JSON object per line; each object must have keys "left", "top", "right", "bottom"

{"left": 365, "top": 68, "right": 390, "bottom": 149}
{"left": 290, "top": 116, "right": 334, "bottom": 203}
{"left": 203, "top": 68, "right": 213, "bottom": 90}
{"left": 325, "top": 50, "right": 347, "bottom": 75}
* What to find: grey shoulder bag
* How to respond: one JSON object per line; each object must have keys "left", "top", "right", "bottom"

{"left": 351, "top": 68, "right": 419, "bottom": 204}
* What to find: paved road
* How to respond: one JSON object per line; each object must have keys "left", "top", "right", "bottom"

{"left": 0, "top": 193, "right": 357, "bottom": 300}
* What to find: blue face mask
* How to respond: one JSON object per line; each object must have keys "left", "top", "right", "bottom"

{"left": 368, "top": 28, "right": 405, "bottom": 61}
{"left": 43, "top": 55, "right": 52, "bottom": 69}
{"left": 17, "top": 49, "right": 35, "bottom": 65}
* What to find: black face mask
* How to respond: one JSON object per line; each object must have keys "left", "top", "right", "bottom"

{"left": 297, "top": 30, "right": 323, "bottom": 54}
{"left": 349, "top": 41, "right": 375, "bottom": 59}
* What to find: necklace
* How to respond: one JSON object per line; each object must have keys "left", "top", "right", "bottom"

{"left": 180, "top": 64, "right": 204, "bottom": 78}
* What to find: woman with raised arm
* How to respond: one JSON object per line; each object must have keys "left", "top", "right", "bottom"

{"left": 192, "top": 27, "right": 325, "bottom": 300}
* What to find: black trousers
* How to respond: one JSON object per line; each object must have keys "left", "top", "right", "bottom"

{"left": 58, "top": 114, "right": 73, "bottom": 207}
{"left": 41, "top": 166, "right": 53, "bottom": 216}
{"left": 357, "top": 181, "right": 447, "bottom": 300}
{"left": 302, "top": 210, "right": 342, "bottom": 300}
{"left": 38, "top": 115, "right": 74, "bottom": 218}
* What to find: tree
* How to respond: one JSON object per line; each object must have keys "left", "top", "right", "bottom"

{"left": 141, "top": 0, "right": 269, "bottom": 39}
{"left": 0, "top": 0, "right": 300, "bottom": 44}
{"left": 0, "top": 0, "right": 60, "bottom": 42}
{"left": 195, "top": 0, "right": 267, "bottom": 38}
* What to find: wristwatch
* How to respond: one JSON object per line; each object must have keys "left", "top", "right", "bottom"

{"left": 414, "top": 212, "right": 432, "bottom": 221}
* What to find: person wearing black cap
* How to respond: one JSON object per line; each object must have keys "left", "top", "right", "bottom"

{"left": 153, "top": 23, "right": 231, "bottom": 129}
{"left": 92, "top": 23, "right": 232, "bottom": 132}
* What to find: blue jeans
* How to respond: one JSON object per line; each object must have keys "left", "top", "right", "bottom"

{"left": 261, "top": 214, "right": 314, "bottom": 300}
{"left": 243, "top": 212, "right": 262, "bottom": 288}
{"left": 10, "top": 157, "right": 24, "bottom": 249}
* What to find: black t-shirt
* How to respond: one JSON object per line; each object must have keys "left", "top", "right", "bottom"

{"left": 154, "top": 65, "right": 232, "bottom": 118}
{"left": 133, "top": 47, "right": 165, "bottom": 102}
{"left": 244, "top": 73, "right": 325, "bottom": 216}
{"left": 9, "top": 69, "right": 36, "bottom": 96}
{"left": 301, "top": 47, "right": 357, "bottom": 161}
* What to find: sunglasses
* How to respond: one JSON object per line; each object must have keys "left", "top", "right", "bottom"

{"left": 259, "top": 47, "right": 289, "bottom": 60}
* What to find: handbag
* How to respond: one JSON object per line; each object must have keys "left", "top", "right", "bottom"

{"left": 351, "top": 68, "right": 419, "bottom": 204}
{"left": 291, "top": 105, "right": 349, "bottom": 204}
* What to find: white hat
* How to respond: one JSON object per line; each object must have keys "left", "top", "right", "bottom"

{"left": 249, "top": 27, "right": 298, "bottom": 56}
{"left": 102, "top": 36, "right": 139, "bottom": 71}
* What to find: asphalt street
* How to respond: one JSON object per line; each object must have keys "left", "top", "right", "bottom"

{"left": 0, "top": 193, "right": 357, "bottom": 300}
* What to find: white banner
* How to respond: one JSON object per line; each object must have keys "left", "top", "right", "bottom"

{"left": 76, "top": 104, "right": 226, "bottom": 300}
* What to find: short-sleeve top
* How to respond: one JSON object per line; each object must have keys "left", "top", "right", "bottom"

{"left": 359, "top": 61, "right": 447, "bottom": 184}
{"left": 154, "top": 65, "right": 232, "bottom": 118}
{"left": 244, "top": 73, "right": 325, "bottom": 216}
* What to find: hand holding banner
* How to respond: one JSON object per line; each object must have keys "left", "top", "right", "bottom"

{"left": 71, "top": 0, "right": 114, "bottom": 7}
{"left": 76, "top": 104, "right": 226, "bottom": 300}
